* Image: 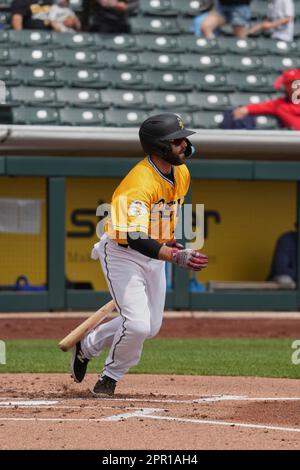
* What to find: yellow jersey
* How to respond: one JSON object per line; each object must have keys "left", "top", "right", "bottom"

{"left": 105, "top": 156, "right": 190, "bottom": 244}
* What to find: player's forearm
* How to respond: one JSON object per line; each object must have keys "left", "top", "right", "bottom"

{"left": 271, "top": 17, "right": 293, "bottom": 28}
{"left": 127, "top": 232, "right": 163, "bottom": 259}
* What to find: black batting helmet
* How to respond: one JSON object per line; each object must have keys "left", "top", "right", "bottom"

{"left": 139, "top": 113, "right": 196, "bottom": 163}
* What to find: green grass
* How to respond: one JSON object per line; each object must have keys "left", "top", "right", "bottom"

{"left": 0, "top": 338, "right": 300, "bottom": 378}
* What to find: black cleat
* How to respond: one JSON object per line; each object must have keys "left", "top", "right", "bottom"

{"left": 91, "top": 375, "right": 117, "bottom": 398}
{"left": 70, "top": 341, "right": 89, "bottom": 383}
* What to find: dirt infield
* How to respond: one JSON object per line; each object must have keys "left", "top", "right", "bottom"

{"left": 1, "top": 374, "right": 300, "bottom": 450}
{"left": 2, "top": 314, "right": 300, "bottom": 339}
{"left": 1, "top": 313, "right": 300, "bottom": 449}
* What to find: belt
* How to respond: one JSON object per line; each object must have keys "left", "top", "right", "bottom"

{"left": 117, "top": 243, "right": 128, "bottom": 248}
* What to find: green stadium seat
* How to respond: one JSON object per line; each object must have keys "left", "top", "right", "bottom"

{"left": 185, "top": 71, "right": 234, "bottom": 92}
{"left": 104, "top": 109, "right": 150, "bottom": 127}
{"left": 229, "top": 92, "right": 270, "bottom": 108}
{"left": 69, "top": 0, "right": 83, "bottom": 12}
{"left": 145, "top": 90, "right": 191, "bottom": 111}
{"left": 97, "top": 50, "right": 143, "bottom": 69}
{"left": 262, "top": 56, "right": 300, "bottom": 71}
{"left": 55, "top": 67, "right": 107, "bottom": 88}
{"left": 139, "top": 52, "right": 184, "bottom": 70}
{"left": 139, "top": 0, "right": 176, "bottom": 16}
{"left": 52, "top": 32, "right": 95, "bottom": 49}
{"left": 0, "top": 12, "right": 10, "bottom": 27}
{"left": 192, "top": 111, "right": 224, "bottom": 129}
{"left": 54, "top": 49, "right": 97, "bottom": 67}
{"left": 187, "top": 92, "right": 231, "bottom": 111}
{"left": 172, "top": 0, "right": 207, "bottom": 16}
{"left": 9, "top": 86, "right": 57, "bottom": 106}
{"left": 260, "top": 38, "right": 299, "bottom": 56}
{"left": 176, "top": 17, "right": 194, "bottom": 34}
{"left": 59, "top": 107, "right": 105, "bottom": 126}
{"left": 294, "top": 22, "right": 300, "bottom": 38}
{"left": 9, "top": 47, "right": 56, "bottom": 66}
{"left": 0, "top": 0, "right": 12, "bottom": 9}
{"left": 144, "top": 70, "right": 192, "bottom": 90}
{"left": 0, "top": 47, "right": 18, "bottom": 65}
{"left": 222, "top": 55, "right": 264, "bottom": 72}
{"left": 180, "top": 36, "right": 220, "bottom": 54}
{"left": 99, "top": 69, "right": 149, "bottom": 90}
{"left": 0, "top": 31, "right": 9, "bottom": 44}
{"left": 250, "top": 0, "right": 268, "bottom": 19}
{"left": 56, "top": 88, "right": 107, "bottom": 108}
{"left": 99, "top": 34, "right": 141, "bottom": 51}
{"left": 12, "top": 65, "right": 58, "bottom": 87}
{"left": 137, "top": 34, "right": 181, "bottom": 52}
{"left": 129, "top": 16, "right": 178, "bottom": 34}
{"left": 12, "top": 106, "right": 59, "bottom": 124}
{"left": 100, "top": 89, "right": 150, "bottom": 109}
{"left": 0, "top": 66, "right": 20, "bottom": 86}
{"left": 254, "top": 116, "right": 280, "bottom": 130}
{"left": 217, "top": 37, "right": 259, "bottom": 55}
{"left": 228, "top": 73, "right": 273, "bottom": 93}
{"left": 8, "top": 30, "right": 53, "bottom": 46}
{"left": 180, "top": 53, "right": 223, "bottom": 71}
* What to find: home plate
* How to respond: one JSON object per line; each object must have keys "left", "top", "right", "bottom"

{"left": 0, "top": 400, "right": 59, "bottom": 407}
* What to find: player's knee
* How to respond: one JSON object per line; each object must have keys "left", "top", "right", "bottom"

{"left": 127, "top": 320, "right": 151, "bottom": 339}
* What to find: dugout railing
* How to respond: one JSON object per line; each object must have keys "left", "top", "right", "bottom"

{"left": 0, "top": 156, "right": 300, "bottom": 312}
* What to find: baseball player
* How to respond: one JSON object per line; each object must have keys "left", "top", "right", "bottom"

{"left": 70, "top": 113, "right": 208, "bottom": 397}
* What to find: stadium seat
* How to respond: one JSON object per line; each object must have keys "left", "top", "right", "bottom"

{"left": 12, "top": 106, "right": 59, "bottom": 124}
{"left": 0, "top": 31, "right": 10, "bottom": 44}
{"left": 9, "top": 47, "right": 56, "bottom": 66}
{"left": 250, "top": 0, "right": 268, "bottom": 19}
{"left": 55, "top": 67, "right": 108, "bottom": 88}
{"left": 0, "top": 47, "right": 18, "bottom": 65}
{"left": 217, "top": 37, "right": 260, "bottom": 55}
{"left": 139, "top": 52, "right": 184, "bottom": 70}
{"left": 56, "top": 88, "right": 107, "bottom": 108}
{"left": 222, "top": 55, "right": 264, "bottom": 72}
{"left": 9, "top": 86, "right": 57, "bottom": 107}
{"left": 262, "top": 56, "right": 300, "bottom": 71}
{"left": 180, "top": 36, "right": 220, "bottom": 54}
{"left": 192, "top": 111, "right": 224, "bottom": 129}
{"left": 0, "top": 12, "right": 10, "bottom": 27}
{"left": 69, "top": 0, "right": 83, "bottom": 12}
{"left": 229, "top": 92, "right": 270, "bottom": 108}
{"left": 97, "top": 50, "right": 143, "bottom": 69}
{"left": 180, "top": 53, "right": 223, "bottom": 71}
{"left": 0, "top": 66, "right": 20, "bottom": 86}
{"left": 228, "top": 73, "right": 273, "bottom": 92}
{"left": 53, "top": 49, "right": 97, "bottom": 67}
{"left": 176, "top": 17, "right": 194, "bottom": 34}
{"left": 143, "top": 70, "right": 192, "bottom": 90}
{"left": 172, "top": 0, "right": 206, "bottom": 16}
{"left": 104, "top": 109, "right": 150, "bottom": 127}
{"left": 187, "top": 92, "right": 231, "bottom": 111}
{"left": 129, "top": 16, "right": 178, "bottom": 34}
{"left": 144, "top": 91, "right": 191, "bottom": 111}
{"left": 100, "top": 89, "right": 150, "bottom": 109}
{"left": 139, "top": 0, "right": 176, "bottom": 16}
{"left": 261, "top": 38, "right": 299, "bottom": 56}
{"left": 8, "top": 30, "right": 53, "bottom": 47}
{"left": 59, "top": 107, "right": 105, "bottom": 126}
{"left": 99, "top": 69, "right": 149, "bottom": 90}
{"left": 99, "top": 34, "right": 141, "bottom": 51}
{"left": 52, "top": 32, "right": 95, "bottom": 49}
{"left": 11, "top": 65, "right": 58, "bottom": 87}
{"left": 137, "top": 34, "right": 181, "bottom": 52}
{"left": 185, "top": 71, "right": 234, "bottom": 91}
{"left": 254, "top": 116, "right": 280, "bottom": 130}
{"left": 293, "top": 22, "right": 300, "bottom": 38}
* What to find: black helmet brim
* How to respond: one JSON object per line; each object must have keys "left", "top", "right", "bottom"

{"left": 161, "top": 128, "right": 196, "bottom": 140}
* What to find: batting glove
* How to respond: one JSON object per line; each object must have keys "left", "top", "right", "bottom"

{"left": 171, "top": 248, "right": 208, "bottom": 271}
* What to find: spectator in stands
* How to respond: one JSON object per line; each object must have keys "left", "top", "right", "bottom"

{"left": 267, "top": 229, "right": 297, "bottom": 285}
{"left": 232, "top": 68, "right": 300, "bottom": 130}
{"left": 82, "top": 0, "right": 138, "bottom": 33}
{"left": 247, "top": 0, "right": 294, "bottom": 42}
{"left": 192, "top": 0, "right": 214, "bottom": 37}
{"left": 11, "top": 0, "right": 53, "bottom": 30}
{"left": 48, "top": 0, "right": 81, "bottom": 32}
{"left": 201, "top": 0, "right": 252, "bottom": 39}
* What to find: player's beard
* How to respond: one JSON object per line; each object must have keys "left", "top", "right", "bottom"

{"left": 163, "top": 153, "right": 186, "bottom": 166}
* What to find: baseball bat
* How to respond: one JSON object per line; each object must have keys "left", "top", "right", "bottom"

{"left": 58, "top": 299, "right": 116, "bottom": 352}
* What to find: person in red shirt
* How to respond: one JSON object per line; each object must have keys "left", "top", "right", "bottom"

{"left": 233, "top": 68, "right": 300, "bottom": 130}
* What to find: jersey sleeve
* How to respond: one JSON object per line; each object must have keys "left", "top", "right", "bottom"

{"left": 110, "top": 186, "right": 152, "bottom": 238}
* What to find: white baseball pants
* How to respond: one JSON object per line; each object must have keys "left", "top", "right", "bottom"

{"left": 81, "top": 234, "right": 166, "bottom": 382}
